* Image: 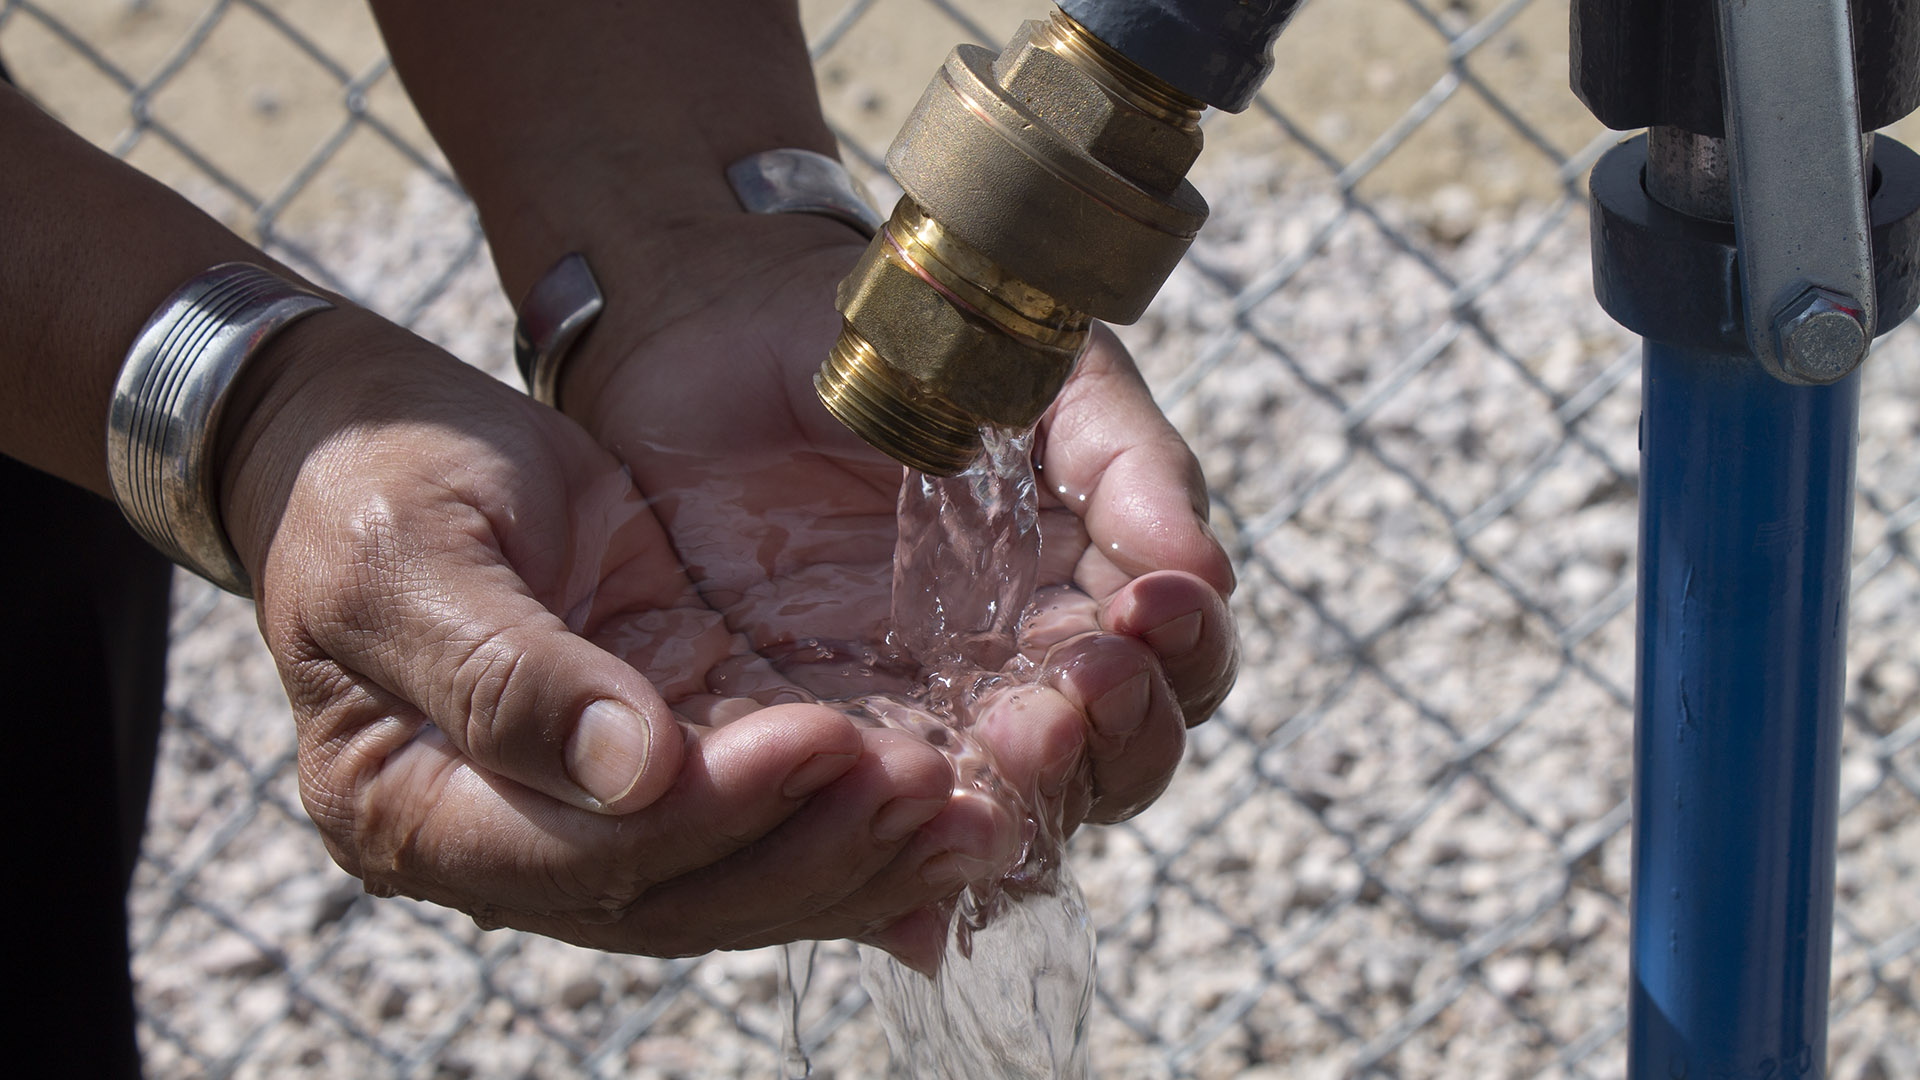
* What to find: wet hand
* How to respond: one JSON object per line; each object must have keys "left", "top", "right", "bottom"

{"left": 556, "top": 213, "right": 1238, "bottom": 951}
{"left": 215, "top": 306, "right": 987, "bottom": 956}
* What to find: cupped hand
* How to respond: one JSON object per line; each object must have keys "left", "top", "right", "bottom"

{"left": 216, "top": 305, "right": 1000, "bottom": 957}
{"left": 554, "top": 211, "right": 1239, "bottom": 952}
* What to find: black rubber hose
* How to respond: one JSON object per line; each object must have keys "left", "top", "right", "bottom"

{"left": 1054, "top": 0, "right": 1304, "bottom": 112}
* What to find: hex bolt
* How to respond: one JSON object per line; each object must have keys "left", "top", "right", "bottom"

{"left": 1771, "top": 287, "right": 1870, "bottom": 384}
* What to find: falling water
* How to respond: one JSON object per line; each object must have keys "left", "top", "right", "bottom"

{"left": 780, "top": 429, "right": 1095, "bottom": 1079}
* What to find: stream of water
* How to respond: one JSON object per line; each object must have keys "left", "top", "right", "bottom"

{"left": 780, "top": 429, "right": 1096, "bottom": 1079}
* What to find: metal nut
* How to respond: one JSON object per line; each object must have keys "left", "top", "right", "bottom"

{"left": 993, "top": 22, "right": 1202, "bottom": 193}
{"left": 819, "top": 9, "right": 1212, "bottom": 474}
{"left": 886, "top": 44, "right": 1207, "bottom": 322}
{"left": 1771, "top": 287, "right": 1869, "bottom": 384}
{"left": 835, "top": 232, "right": 1080, "bottom": 429}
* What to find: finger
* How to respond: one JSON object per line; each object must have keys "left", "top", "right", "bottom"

{"left": 286, "top": 492, "right": 688, "bottom": 815}
{"left": 1018, "top": 585, "right": 1102, "bottom": 657}
{"left": 967, "top": 683, "right": 1093, "bottom": 828}
{"left": 1101, "top": 570, "right": 1239, "bottom": 725}
{"left": 492, "top": 725, "right": 968, "bottom": 955}
{"left": 304, "top": 696, "right": 869, "bottom": 920}
{"left": 859, "top": 905, "right": 954, "bottom": 977}
{"left": 1016, "top": 573, "right": 1236, "bottom": 728}
{"left": 710, "top": 779, "right": 1022, "bottom": 956}
{"left": 1037, "top": 325, "right": 1234, "bottom": 598}
{"left": 590, "top": 726, "right": 962, "bottom": 954}
{"left": 1038, "top": 632, "right": 1187, "bottom": 824}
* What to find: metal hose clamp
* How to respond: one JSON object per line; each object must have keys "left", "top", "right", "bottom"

{"left": 107, "top": 262, "right": 332, "bottom": 596}
{"left": 513, "top": 151, "right": 880, "bottom": 410}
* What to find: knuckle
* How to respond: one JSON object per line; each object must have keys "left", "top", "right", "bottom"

{"left": 294, "top": 705, "right": 428, "bottom": 876}
{"left": 445, "top": 624, "right": 528, "bottom": 761}
{"left": 551, "top": 850, "right": 653, "bottom": 915}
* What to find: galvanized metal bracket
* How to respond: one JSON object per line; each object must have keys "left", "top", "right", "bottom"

{"left": 1716, "top": 0, "right": 1876, "bottom": 385}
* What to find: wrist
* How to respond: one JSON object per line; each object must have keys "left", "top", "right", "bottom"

{"left": 106, "top": 264, "right": 332, "bottom": 595}
{"left": 550, "top": 214, "right": 870, "bottom": 438}
{"left": 369, "top": 1, "right": 838, "bottom": 306}
{"left": 517, "top": 149, "right": 884, "bottom": 419}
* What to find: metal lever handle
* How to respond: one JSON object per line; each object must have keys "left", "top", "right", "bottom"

{"left": 1716, "top": 0, "right": 1875, "bottom": 384}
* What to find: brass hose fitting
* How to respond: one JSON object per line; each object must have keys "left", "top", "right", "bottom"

{"left": 817, "top": 8, "right": 1210, "bottom": 475}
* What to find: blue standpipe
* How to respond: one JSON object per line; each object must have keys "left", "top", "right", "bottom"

{"left": 1590, "top": 126, "right": 1917, "bottom": 1078}
{"left": 1630, "top": 343, "right": 1857, "bottom": 1077}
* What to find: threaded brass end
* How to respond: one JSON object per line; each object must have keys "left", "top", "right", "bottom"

{"left": 816, "top": 325, "right": 983, "bottom": 476}
{"left": 1038, "top": 10, "right": 1207, "bottom": 131}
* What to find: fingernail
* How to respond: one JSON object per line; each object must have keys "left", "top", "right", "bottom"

{"left": 567, "top": 700, "right": 651, "bottom": 806}
{"left": 1142, "top": 611, "right": 1204, "bottom": 657}
{"left": 1089, "top": 671, "right": 1151, "bottom": 738}
{"left": 873, "top": 795, "right": 947, "bottom": 843}
{"left": 782, "top": 751, "right": 859, "bottom": 799}
{"left": 919, "top": 853, "right": 969, "bottom": 889}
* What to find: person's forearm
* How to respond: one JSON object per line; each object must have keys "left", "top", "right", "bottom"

{"left": 0, "top": 85, "right": 266, "bottom": 494}
{"left": 368, "top": 0, "right": 836, "bottom": 306}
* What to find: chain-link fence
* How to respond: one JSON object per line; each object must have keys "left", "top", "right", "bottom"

{"left": 5, "top": 0, "right": 1917, "bottom": 1076}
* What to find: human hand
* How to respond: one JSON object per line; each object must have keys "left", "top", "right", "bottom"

{"left": 551, "top": 211, "right": 1239, "bottom": 955}
{"left": 215, "top": 305, "right": 999, "bottom": 957}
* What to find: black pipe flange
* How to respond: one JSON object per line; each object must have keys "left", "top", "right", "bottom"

{"left": 1572, "top": 0, "right": 1920, "bottom": 138}
{"left": 1589, "top": 133, "right": 1920, "bottom": 354}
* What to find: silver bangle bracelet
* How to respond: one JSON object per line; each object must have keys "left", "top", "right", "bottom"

{"left": 513, "top": 252, "right": 603, "bottom": 410}
{"left": 106, "top": 262, "right": 333, "bottom": 597}
{"left": 511, "top": 149, "right": 881, "bottom": 410}
{"left": 726, "top": 148, "right": 886, "bottom": 239}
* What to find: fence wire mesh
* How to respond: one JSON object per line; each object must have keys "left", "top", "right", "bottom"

{"left": 5, "top": 0, "right": 1917, "bottom": 1076}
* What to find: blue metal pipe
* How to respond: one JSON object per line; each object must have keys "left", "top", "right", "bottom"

{"left": 1631, "top": 342, "right": 1857, "bottom": 1078}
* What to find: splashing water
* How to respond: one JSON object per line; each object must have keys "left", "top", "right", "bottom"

{"left": 780, "top": 429, "right": 1096, "bottom": 1079}
{"left": 888, "top": 429, "right": 1041, "bottom": 673}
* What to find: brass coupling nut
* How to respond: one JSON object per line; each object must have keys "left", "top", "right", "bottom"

{"left": 817, "top": 8, "right": 1210, "bottom": 475}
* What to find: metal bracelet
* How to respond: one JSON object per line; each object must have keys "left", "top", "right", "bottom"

{"left": 726, "top": 148, "right": 884, "bottom": 239}
{"left": 106, "top": 262, "right": 332, "bottom": 597}
{"left": 513, "top": 252, "right": 604, "bottom": 409}
{"left": 512, "top": 151, "right": 879, "bottom": 410}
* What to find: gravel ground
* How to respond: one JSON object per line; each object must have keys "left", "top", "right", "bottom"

{"left": 5, "top": 0, "right": 1917, "bottom": 1076}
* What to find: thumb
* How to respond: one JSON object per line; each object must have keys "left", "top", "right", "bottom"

{"left": 215, "top": 306, "right": 684, "bottom": 814}
{"left": 280, "top": 498, "right": 684, "bottom": 816}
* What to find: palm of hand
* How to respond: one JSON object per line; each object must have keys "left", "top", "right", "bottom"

{"left": 565, "top": 237, "right": 904, "bottom": 694}
{"left": 567, "top": 228, "right": 1228, "bottom": 830}
{"left": 252, "top": 221, "right": 1233, "bottom": 967}
{"left": 239, "top": 333, "right": 961, "bottom": 959}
